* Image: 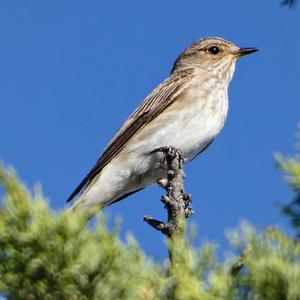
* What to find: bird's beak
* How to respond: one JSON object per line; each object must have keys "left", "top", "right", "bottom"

{"left": 235, "top": 47, "right": 260, "bottom": 57}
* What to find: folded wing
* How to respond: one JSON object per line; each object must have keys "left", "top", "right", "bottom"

{"left": 67, "top": 69, "right": 194, "bottom": 203}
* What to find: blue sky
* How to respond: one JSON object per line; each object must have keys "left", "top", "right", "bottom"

{"left": 0, "top": 1, "right": 299, "bottom": 258}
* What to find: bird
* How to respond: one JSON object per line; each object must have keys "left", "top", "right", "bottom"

{"left": 67, "top": 37, "right": 259, "bottom": 218}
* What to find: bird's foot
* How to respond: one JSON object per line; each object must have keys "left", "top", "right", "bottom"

{"left": 151, "top": 146, "right": 184, "bottom": 170}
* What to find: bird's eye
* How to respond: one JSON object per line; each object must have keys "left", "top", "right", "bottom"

{"left": 208, "top": 46, "right": 220, "bottom": 55}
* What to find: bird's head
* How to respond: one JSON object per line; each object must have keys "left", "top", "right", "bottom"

{"left": 172, "top": 37, "right": 259, "bottom": 82}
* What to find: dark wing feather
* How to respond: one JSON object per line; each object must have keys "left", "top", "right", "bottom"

{"left": 67, "top": 69, "right": 194, "bottom": 203}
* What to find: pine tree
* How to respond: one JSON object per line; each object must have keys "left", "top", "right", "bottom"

{"left": 275, "top": 131, "right": 300, "bottom": 239}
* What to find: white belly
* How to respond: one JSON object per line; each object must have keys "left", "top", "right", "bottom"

{"left": 78, "top": 77, "right": 229, "bottom": 211}
{"left": 126, "top": 81, "right": 228, "bottom": 163}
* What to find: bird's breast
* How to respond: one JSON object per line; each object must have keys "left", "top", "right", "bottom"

{"left": 127, "top": 77, "right": 228, "bottom": 164}
{"left": 169, "top": 79, "right": 228, "bottom": 161}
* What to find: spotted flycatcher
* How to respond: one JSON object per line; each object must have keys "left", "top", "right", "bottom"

{"left": 67, "top": 37, "right": 259, "bottom": 217}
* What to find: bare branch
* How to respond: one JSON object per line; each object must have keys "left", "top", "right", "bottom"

{"left": 230, "top": 244, "right": 252, "bottom": 276}
{"left": 143, "top": 146, "right": 193, "bottom": 238}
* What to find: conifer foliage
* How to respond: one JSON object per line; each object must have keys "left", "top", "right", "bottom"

{"left": 1, "top": 134, "right": 300, "bottom": 300}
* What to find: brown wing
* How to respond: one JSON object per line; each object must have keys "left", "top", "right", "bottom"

{"left": 67, "top": 69, "right": 194, "bottom": 203}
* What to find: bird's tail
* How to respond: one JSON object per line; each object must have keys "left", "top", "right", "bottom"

{"left": 67, "top": 187, "right": 145, "bottom": 219}
{"left": 67, "top": 188, "right": 102, "bottom": 220}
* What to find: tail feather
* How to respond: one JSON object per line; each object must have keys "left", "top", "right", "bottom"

{"left": 66, "top": 178, "right": 89, "bottom": 203}
{"left": 68, "top": 187, "right": 145, "bottom": 219}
